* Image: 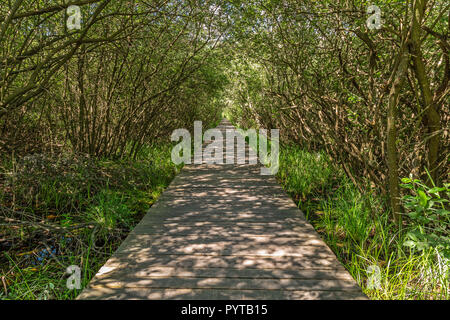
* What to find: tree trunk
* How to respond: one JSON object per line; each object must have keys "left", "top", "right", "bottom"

{"left": 387, "top": 40, "right": 410, "bottom": 223}
{"left": 409, "top": 0, "right": 441, "bottom": 184}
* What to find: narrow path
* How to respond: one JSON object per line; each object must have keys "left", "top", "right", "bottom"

{"left": 78, "top": 119, "right": 367, "bottom": 300}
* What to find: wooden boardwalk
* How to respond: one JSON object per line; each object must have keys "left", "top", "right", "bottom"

{"left": 77, "top": 119, "right": 366, "bottom": 300}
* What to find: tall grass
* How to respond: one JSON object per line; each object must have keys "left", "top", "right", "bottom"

{"left": 277, "top": 145, "right": 449, "bottom": 300}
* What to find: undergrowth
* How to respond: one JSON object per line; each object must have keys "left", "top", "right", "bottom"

{"left": 0, "top": 144, "right": 180, "bottom": 300}
{"left": 277, "top": 145, "right": 449, "bottom": 300}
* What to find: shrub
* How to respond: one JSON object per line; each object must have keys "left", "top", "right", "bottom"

{"left": 400, "top": 178, "right": 450, "bottom": 260}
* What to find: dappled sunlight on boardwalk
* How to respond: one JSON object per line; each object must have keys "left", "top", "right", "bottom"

{"left": 77, "top": 119, "right": 367, "bottom": 300}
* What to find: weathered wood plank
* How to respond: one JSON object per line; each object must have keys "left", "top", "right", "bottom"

{"left": 130, "top": 225, "right": 318, "bottom": 237}
{"left": 78, "top": 288, "right": 366, "bottom": 300}
{"left": 90, "top": 266, "right": 355, "bottom": 281}
{"left": 87, "top": 277, "right": 362, "bottom": 292}
{"left": 99, "top": 253, "right": 346, "bottom": 270}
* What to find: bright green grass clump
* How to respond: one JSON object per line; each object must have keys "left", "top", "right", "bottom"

{"left": 276, "top": 145, "right": 449, "bottom": 300}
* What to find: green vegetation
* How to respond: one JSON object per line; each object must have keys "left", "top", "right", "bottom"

{"left": 1, "top": 0, "right": 448, "bottom": 300}
{"left": 0, "top": 145, "right": 180, "bottom": 299}
{"left": 276, "top": 145, "right": 449, "bottom": 300}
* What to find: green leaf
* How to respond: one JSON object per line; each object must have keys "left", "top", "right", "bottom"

{"left": 408, "top": 211, "right": 419, "bottom": 219}
{"left": 403, "top": 240, "right": 416, "bottom": 248}
{"left": 417, "top": 190, "right": 428, "bottom": 207}
{"left": 407, "top": 231, "right": 419, "bottom": 241}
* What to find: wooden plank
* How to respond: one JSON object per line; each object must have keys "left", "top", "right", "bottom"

{"left": 98, "top": 253, "right": 346, "bottom": 270}
{"left": 133, "top": 221, "right": 313, "bottom": 229}
{"left": 77, "top": 288, "right": 367, "bottom": 300}
{"left": 86, "top": 277, "right": 362, "bottom": 292}
{"left": 116, "top": 233, "right": 331, "bottom": 247}
{"left": 114, "top": 242, "right": 336, "bottom": 258}
{"left": 140, "top": 216, "right": 308, "bottom": 224}
{"left": 130, "top": 225, "right": 318, "bottom": 237}
{"left": 147, "top": 200, "right": 302, "bottom": 213}
{"left": 90, "top": 266, "right": 355, "bottom": 281}
{"left": 113, "top": 235, "right": 336, "bottom": 258}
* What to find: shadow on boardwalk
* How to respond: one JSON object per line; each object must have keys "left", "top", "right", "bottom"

{"left": 77, "top": 119, "right": 367, "bottom": 300}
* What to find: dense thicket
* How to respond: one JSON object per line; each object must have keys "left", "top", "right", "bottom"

{"left": 0, "top": 0, "right": 228, "bottom": 158}
{"left": 224, "top": 0, "right": 449, "bottom": 220}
